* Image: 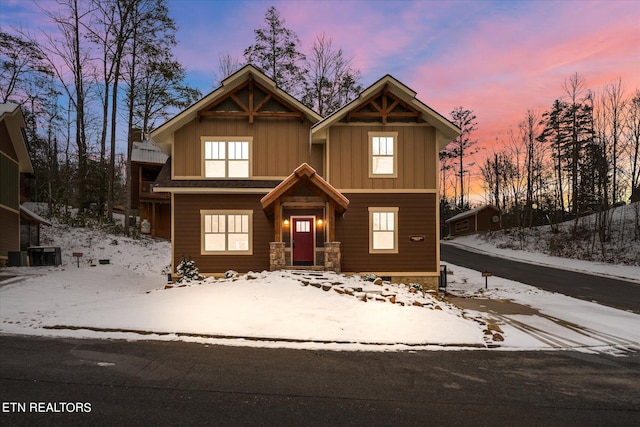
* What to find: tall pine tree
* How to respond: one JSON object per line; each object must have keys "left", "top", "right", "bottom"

{"left": 244, "top": 6, "right": 306, "bottom": 97}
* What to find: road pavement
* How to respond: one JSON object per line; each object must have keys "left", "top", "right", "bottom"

{"left": 441, "top": 243, "right": 640, "bottom": 314}
{"left": 1, "top": 335, "right": 639, "bottom": 426}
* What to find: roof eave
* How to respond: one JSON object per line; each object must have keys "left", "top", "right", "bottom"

{"left": 150, "top": 65, "right": 322, "bottom": 155}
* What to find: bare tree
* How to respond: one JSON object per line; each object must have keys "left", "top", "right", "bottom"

{"left": 625, "top": 89, "right": 640, "bottom": 197}
{"left": 601, "top": 78, "right": 626, "bottom": 204}
{"left": 0, "top": 31, "right": 52, "bottom": 104}
{"left": 214, "top": 52, "right": 242, "bottom": 87}
{"left": 301, "top": 33, "right": 362, "bottom": 116}
{"left": 444, "top": 107, "right": 478, "bottom": 209}
{"left": 38, "top": 0, "right": 93, "bottom": 212}
{"left": 122, "top": 0, "right": 200, "bottom": 235}
{"left": 85, "top": 0, "right": 138, "bottom": 218}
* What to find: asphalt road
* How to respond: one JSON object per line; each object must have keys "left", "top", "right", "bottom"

{"left": 1, "top": 335, "right": 639, "bottom": 426}
{"left": 441, "top": 243, "right": 640, "bottom": 314}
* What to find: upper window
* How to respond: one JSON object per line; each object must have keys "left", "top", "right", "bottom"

{"left": 203, "top": 138, "right": 251, "bottom": 178}
{"left": 369, "top": 207, "right": 399, "bottom": 254}
{"left": 369, "top": 132, "right": 397, "bottom": 178}
{"left": 201, "top": 210, "right": 253, "bottom": 254}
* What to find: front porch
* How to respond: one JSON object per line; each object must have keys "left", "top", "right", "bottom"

{"left": 261, "top": 163, "right": 348, "bottom": 273}
{"left": 269, "top": 241, "right": 341, "bottom": 272}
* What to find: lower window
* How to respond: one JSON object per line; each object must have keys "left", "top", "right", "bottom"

{"left": 201, "top": 210, "right": 253, "bottom": 254}
{"left": 369, "top": 207, "right": 399, "bottom": 254}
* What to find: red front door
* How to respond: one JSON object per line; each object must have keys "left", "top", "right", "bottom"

{"left": 292, "top": 217, "right": 314, "bottom": 266}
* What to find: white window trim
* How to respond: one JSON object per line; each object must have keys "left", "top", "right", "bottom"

{"left": 201, "top": 210, "right": 253, "bottom": 255}
{"left": 201, "top": 136, "right": 253, "bottom": 179}
{"left": 368, "top": 131, "right": 398, "bottom": 178}
{"left": 368, "top": 207, "right": 399, "bottom": 254}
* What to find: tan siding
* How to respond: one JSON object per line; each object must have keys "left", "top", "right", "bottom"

{"left": 309, "top": 144, "right": 324, "bottom": 176}
{"left": 336, "top": 193, "right": 438, "bottom": 273}
{"left": 173, "top": 194, "right": 273, "bottom": 274}
{"left": 172, "top": 117, "right": 312, "bottom": 178}
{"left": 328, "top": 125, "right": 437, "bottom": 189}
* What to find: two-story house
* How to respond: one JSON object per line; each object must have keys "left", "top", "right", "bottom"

{"left": 150, "top": 65, "right": 460, "bottom": 288}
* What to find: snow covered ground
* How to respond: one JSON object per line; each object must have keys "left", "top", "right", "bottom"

{"left": 1, "top": 207, "right": 638, "bottom": 354}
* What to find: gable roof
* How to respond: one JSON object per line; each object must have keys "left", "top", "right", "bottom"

{"left": 150, "top": 65, "right": 322, "bottom": 155}
{"left": 311, "top": 75, "right": 461, "bottom": 150}
{"left": 260, "top": 163, "right": 349, "bottom": 214}
{"left": 0, "top": 103, "right": 33, "bottom": 173}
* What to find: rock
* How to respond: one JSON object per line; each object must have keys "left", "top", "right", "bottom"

{"left": 322, "top": 284, "right": 332, "bottom": 291}
{"left": 487, "top": 323, "right": 503, "bottom": 333}
{"left": 334, "top": 288, "right": 345, "bottom": 295}
{"left": 492, "top": 333, "right": 504, "bottom": 342}
{"left": 412, "top": 301, "right": 423, "bottom": 307}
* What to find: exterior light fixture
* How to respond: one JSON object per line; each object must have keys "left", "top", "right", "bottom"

{"left": 283, "top": 219, "right": 290, "bottom": 226}
{"left": 317, "top": 219, "right": 323, "bottom": 226}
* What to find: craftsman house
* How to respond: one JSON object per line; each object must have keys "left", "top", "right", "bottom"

{"left": 150, "top": 65, "right": 460, "bottom": 287}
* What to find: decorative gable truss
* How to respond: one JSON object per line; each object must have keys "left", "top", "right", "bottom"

{"left": 197, "top": 76, "right": 305, "bottom": 124}
{"left": 345, "top": 84, "right": 423, "bottom": 124}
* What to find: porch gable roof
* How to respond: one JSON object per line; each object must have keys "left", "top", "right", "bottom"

{"left": 260, "top": 163, "right": 349, "bottom": 214}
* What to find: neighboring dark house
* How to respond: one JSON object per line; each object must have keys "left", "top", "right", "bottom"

{"left": 445, "top": 205, "right": 502, "bottom": 237}
{"left": 0, "top": 104, "right": 33, "bottom": 267}
{"left": 130, "top": 138, "right": 170, "bottom": 239}
{"left": 150, "top": 65, "right": 460, "bottom": 288}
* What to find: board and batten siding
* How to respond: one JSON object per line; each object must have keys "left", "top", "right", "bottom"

{"left": 328, "top": 125, "right": 437, "bottom": 190}
{"left": 172, "top": 193, "right": 273, "bottom": 274}
{"left": 335, "top": 192, "right": 438, "bottom": 274}
{"left": 0, "top": 206, "right": 19, "bottom": 259}
{"left": 171, "top": 117, "right": 317, "bottom": 178}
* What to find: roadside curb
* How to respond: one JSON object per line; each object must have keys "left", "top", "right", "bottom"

{"left": 42, "top": 324, "right": 489, "bottom": 349}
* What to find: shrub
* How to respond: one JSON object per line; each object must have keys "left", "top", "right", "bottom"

{"left": 176, "top": 256, "right": 204, "bottom": 284}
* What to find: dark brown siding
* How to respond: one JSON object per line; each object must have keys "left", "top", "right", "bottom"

{"left": 173, "top": 193, "right": 273, "bottom": 274}
{"left": 0, "top": 207, "right": 19, "bottom": 259}
{"left": 131, "top": 162, "right": 140, "bottom": 209}
{"left": 336, "top": 193, "right": 438, "bottom": 273}
{"left": 0, "top": 121, "right": 18, "bottom": 161}
{"left": 477, "top": 209, "right": 501, "bottom": 233}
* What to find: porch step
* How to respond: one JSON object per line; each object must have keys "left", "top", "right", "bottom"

{"left": 285, "top": 266, "right": 326, "bottom": 272}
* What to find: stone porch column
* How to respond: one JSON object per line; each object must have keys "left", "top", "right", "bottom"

{"left": 324, "top": 241, "right": 341, "bottom": 273}
{"left": 269, "top": 242, "right": 286, "bottom": 271}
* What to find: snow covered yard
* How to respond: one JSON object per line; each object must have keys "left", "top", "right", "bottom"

{"left": 1, "top": 209, "right": 639, "bottom": 354}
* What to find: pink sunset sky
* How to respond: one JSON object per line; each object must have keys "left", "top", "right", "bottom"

{"left": 2, "top": 0, "right": 639, "bottom": 199}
